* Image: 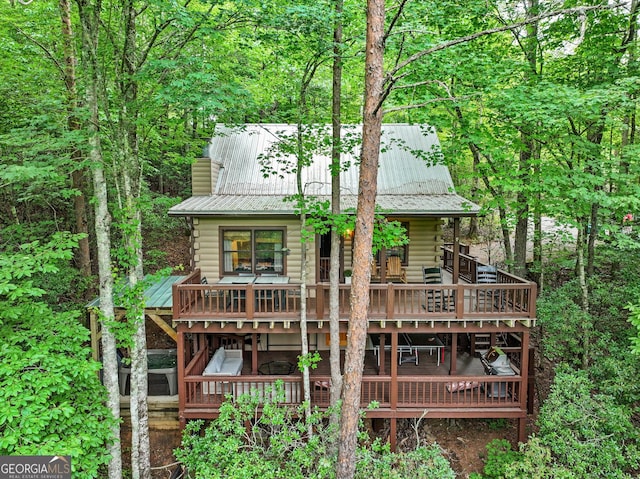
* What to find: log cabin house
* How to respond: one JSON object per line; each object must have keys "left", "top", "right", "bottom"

{"left": 105, "top": 124, "right": 536, "bottom": 447}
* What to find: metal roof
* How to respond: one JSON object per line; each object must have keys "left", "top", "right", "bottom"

{"left": 170, "top": 194, "right": 477, "bottom": 217}
{"left": 169, "top": 124, "right": 479, "bottom": 217}
{"left": 86, "top": 275, "right": 186, "bottom": 309}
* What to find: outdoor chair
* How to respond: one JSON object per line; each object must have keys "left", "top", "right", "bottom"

{"left": 475, "top": 264, "right": 502, "bottom": 311}
{"left": 227, "top": 273, "right": 254, "bottom": 311}
{"left": 370, "top": 259, "right": 380, "bottom": 282}
{"left": 422, "top": 266, "right": 445, "bottom": 312}
{"left": 386, "top": 256, "right": 407, "bottom": 283}
{"left": 201, "top": 276, "right": 213, "bottom": 298}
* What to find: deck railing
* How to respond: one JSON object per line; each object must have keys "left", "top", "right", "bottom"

{"left": 181, "top": 373, "right": 523, "bottom": 411}
{"left": 172, "top": 269, "right": 536, "bottom": 325}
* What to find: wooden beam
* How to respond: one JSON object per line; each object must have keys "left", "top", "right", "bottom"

{"left": 379, "top": 333, "right": 386, "bottom": 375}
{"left": 251, "top": 333, "right": 258, "bottom": 375}
{"left": 390, "top": 332, "right": 398, "bottom": 410}
{"left": 449, "top": 333, "right": 458, "bottom": 375}
{"left": 453, "top": 218, "right": 460, "bottom": 283}
{"left": 148, "top": 313, "right": 178, "bottom": 342}
{"left": 390, "top": 418, "right": 397, "bottom": 452}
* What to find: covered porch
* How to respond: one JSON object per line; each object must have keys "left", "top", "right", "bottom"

{"left": 176, "top": 324, "right": 531, "bottom": 443}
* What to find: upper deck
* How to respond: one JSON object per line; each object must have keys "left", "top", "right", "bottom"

{"left": 172, "top": 251, "right": 536, "bottom": 331}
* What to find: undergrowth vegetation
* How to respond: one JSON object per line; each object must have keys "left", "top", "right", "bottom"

{"left": 472, "top": 244, "right": 640, "bottom": 478}
{"left": 175, "top": 383, "right": 456, "bottom": 479}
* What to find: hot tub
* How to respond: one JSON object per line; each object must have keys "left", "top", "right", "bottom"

{"left": 118, "top": 349, "right": 177, "bottom": 396}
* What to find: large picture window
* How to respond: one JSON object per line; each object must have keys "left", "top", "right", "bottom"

{"left": 222, "top": 229, "right": 285, "bottom": 274}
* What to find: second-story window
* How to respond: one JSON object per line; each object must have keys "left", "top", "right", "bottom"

{"left": 222, "top": 228, "right": 285, "bottom": 275}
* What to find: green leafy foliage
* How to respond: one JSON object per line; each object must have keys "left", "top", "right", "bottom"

{"left": 0, "top": 234, "right": 115, "bottom": 478}
{"left": 535, "top": 369, "right": 639, "bottom": 478}
{"left": 470, "top": 439, "right": 522, "bottom": 479}
{"left": 175, "top": 387, "right": 455, "bottom": 479}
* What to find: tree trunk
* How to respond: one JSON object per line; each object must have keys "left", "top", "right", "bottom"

{"left": 575, "top": 226, "right": 590, "bottom": 370}
{"left": 513, "top": 137, "right": 531, "bottom": 277}
{"left": 329, "top": 0, "right": 344, "bottom": 413}
{"left": 498, "top": 207, "right": 513, "bottom": 266}
{"left": 77, "top": 1, "right": 122, "bottom": 477}
{"left": 60, "top": 0, "right": 92, "bottom": 279}
{"left": 336, "top": 0, "right": 384, "bottom": 477}
{"left": 296, "top": 123, "right": 311, "bottom": 430}
{"left": 120, "top": 1, "right": 151, "bottom": 476}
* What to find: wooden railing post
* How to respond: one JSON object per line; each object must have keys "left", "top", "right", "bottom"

{"left": 386, "top": 283, "right": 395, "bottom": 320}
{"left": 246, "top": 284, "right": 254, "bottom": 319}
{"left": 315, "top": 284, "right": 324, "bottom": 320}
{"left": 390, "top": 332, "right": 398, "bottom": 410}
{"left": 455, "top": 284, "right": 464, "bottom": 319}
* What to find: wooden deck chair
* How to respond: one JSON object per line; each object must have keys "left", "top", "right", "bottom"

{"left": 371, "top": 259, "right": 380, "bottom": 281}
{"left": 422, "top": 266, "right": 442, "bottom": 284}
{"left": 201, "top": 276, "right": 212, "bottom": 298}
{"left": 386, "top": 256, "right": 407, "bottom": 283}
{"left": 422, "top": 266, "right": 444, "bottom": 311}
{"left": 476, "top": 264, "right": 500, "bottom": 311}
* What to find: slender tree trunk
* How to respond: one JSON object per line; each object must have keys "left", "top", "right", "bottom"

{"left": 329, "top": 0, "right": 344, "bottom": 413}
{"left": 513, "top": 0, "right": 540, "bottom": 277}
{"left": 77, "top": 1, "right": 122, "bottom": 475}
{"left": 513, "top": 138, "right": 531, "bottom": 277}
{"left": 575, "top": 226, "right": 590, "bottom": 370}
{"left": 498, "top": 207, "right": 513, "bottom": 265}
{"left": 296, "top": 127, "right": 312, "bottom": 432}
{"left": 60, "top": 0, "right": 92, "bottom": 279}
{"left": 120, "top": 1, "right": 150, "bottom": 476}
{"left": 533, "top": 204, "right": 543, "bottom": 290}
{"left": 337, "top": 0, "right": 384, "bottom": 477}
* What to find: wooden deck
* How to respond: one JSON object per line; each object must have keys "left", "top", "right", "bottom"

{"left": 180, "top": 349, "right": 526, "bottom": 423}
{"left": 172, "top": 271, "right": 536, "bottom": 329}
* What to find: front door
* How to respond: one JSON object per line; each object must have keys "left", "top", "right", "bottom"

{"left": 317, "top": 233, "right": 343, "bottom": 282}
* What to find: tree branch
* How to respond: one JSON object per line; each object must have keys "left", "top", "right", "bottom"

{"left": 386, "top": 4, "right": 618, "bottom": 81}
{"left": 16, "top": 27, "right": 65, "bottom": 79}
{"left": 384, "top": 95, "right": 473, "bottom": 114}
{"left": 384, "top": 0, "right": 409, "bottom": 42}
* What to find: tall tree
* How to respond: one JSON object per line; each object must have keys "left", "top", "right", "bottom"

{"left": 329, "top": 0, "right": 345, "bottom": 412}
{"left": 59, "top": 0, "right": 92, "bottom": 279}
{"left": 337, "top": 0, "right": 384, "bottom": 476}
{"left": 76, "top": 0, "right": 123, "bottom": 476}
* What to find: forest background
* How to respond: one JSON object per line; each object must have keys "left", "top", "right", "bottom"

{"left": 1, "top": 0, "right": 640, "bottom": 478}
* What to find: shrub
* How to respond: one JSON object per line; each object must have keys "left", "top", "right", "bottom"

{"left": 536, "top": 368, "right": 639, "bottom": 478}
{"left": 175, "top": 385, "right": 455, "bottom": 478}
{"left": 0, "top": 234, "right": 116, "bottom": 478}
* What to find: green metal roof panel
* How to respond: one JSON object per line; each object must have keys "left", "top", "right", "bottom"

{"left": 86, "top": 275, "right": 186, "bottom": 309}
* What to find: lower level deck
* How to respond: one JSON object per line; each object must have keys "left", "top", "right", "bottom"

{"left": 179, "top": 346, "right": 529, "bottom": 442}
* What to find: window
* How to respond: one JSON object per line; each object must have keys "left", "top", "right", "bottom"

{"left": 373, "top": 221, "right": 409, "bottom": 266}
{"left": 222, "top": 229, "right": 286, "bottom": 274}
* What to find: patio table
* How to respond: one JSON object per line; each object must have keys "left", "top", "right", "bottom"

{"left": 217, "top": 276, "right": 256, "bottom": 310}
{"left": 407, "top": 334, "right": 445, "bottom": 366}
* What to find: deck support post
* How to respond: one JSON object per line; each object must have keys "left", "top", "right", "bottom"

{"left": 379, "top": 334, "right": 386, "bottom": 375}
{"left": 519, "top": 330, "right": 530, "bottom": 443}
{"left": 449, "top": 333, "right": 457, "bottom": 375}
{"left": 517, "top": 417, "right": 526, "bottom": 444}
{"left": 390, "top": 418, "right": 397, "bottom": 452}
{"left": 390, "top": 332, "right": 398, "bottom": 409}
{"left": 251, "top": 333, "right": 258, "bottom": 375}
{"left": 453, "top": 217, "right": 460, "bottom": 284}
{"left": 177, "top": 328, "right": 186, "bottom": 426}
